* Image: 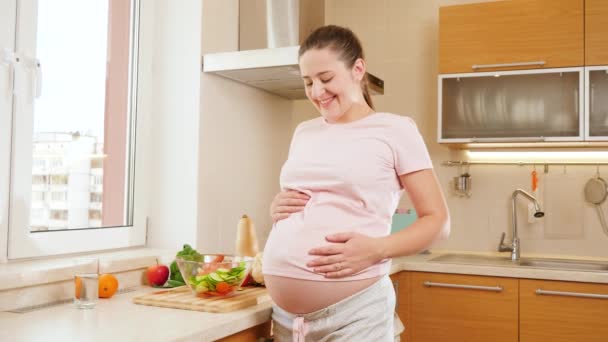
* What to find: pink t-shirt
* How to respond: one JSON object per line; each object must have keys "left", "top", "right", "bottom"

{"left": 262, "top": 112, "right": 433, "bottom": 281}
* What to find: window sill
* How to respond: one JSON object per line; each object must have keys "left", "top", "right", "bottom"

{"left": 0, "top": 247, "right": 176, "bottom": 292}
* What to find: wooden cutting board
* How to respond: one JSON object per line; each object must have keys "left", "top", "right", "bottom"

{"left": 132, "top": 286, "right": 269, "bottom": 313}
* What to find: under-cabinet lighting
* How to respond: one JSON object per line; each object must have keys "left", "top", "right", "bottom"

{"left": 466, "top": 151, "right": 608, "bottom": 163}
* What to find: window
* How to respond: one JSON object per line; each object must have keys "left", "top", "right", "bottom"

{"left": 0, "top": 0, "right": 146, "bottom": 260}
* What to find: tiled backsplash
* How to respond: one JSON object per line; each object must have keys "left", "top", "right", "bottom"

{"left": 433, "top": 164, "right": 608, "bottom": 257}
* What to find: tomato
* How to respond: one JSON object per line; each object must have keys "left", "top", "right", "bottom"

{"left": 239, "top": 271, "right": 253, "bottom": 287}
{"left": 216, "top": 282, "right": 233, "bottom": 294}
{"left": 211, "top": 255, "right": 225, "bottom": 263}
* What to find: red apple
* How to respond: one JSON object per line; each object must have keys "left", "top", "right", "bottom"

{"left": 147, "top": 264, "right": 170, "bottom": 286}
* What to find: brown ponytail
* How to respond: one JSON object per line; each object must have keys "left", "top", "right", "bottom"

{"left": 299, "top": 25, "right": 374, "bottom": 110}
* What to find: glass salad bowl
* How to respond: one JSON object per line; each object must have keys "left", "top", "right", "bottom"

{"left": 175, "top": 254, "right": 254, "bottom": 297}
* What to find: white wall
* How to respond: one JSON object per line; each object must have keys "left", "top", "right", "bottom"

{"left": 197, "top": 0, "right": 292, "bottom": 254}
{"left": 143, "top": 0, "right": 202, "bottom": 250}
{"left": 142, "top": 0, "right": 292, "bottom": 253}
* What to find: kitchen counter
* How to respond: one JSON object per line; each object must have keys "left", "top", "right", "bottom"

{"left": 0, "top": 286, "right": 273, "bottom": 342}
{"left": 390, "top": 250, "right": 608, "bottom": 284}
{"left": 2, "top": 250, "right": 607, "bottom": 341}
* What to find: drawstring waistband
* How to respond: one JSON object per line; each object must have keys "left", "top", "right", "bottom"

{"left": 292, "top": 316, "right": 309, "bottom": 342}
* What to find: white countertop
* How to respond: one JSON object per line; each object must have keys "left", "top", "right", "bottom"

{"left": 2, "top": 250, "right": 608, "bottom": 341}
{"left": 0, "top": 286, "right": 273, "bottom": 342}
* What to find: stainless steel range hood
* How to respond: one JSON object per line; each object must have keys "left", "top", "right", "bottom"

{"left": 202, "top": 46, "right": 384, "bottom": 100}
{"left": 201, "top": 0, "right": 385, "bottom": 100}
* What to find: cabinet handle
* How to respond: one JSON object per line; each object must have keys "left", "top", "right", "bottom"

{"left": 536, "top": 288, "right": 608, "bottom": 299}
{"left": 471, "top": 61, "right": 546, "bottom": 70}
{"left": 424, "top": 281, "right": 503, "bottom": 292}
{"left": 470, "top": 137, "right": 547, "bottom": 143}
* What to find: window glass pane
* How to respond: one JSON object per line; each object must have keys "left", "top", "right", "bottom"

{"left": 29, "top": 0, "right": 133, "bottom": 231}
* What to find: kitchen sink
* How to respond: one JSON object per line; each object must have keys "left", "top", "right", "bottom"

{"left": 429, "top": 253, "right": 608, "bottom": 272}
{"left": 429, "top": 253, "right": 516, "bottom": 267}
{"left": 518, "top": 258, "right": 608, "bottom": 272}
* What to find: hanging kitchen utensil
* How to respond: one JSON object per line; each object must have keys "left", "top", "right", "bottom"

{"left": 584, "top": 169, "right": 608, "bottom": 237}
{"left": 531, "top": 168, "right": 538, "bottom": 194}
{"left": 452, "top": 164, "right": 472, "bottom": 198}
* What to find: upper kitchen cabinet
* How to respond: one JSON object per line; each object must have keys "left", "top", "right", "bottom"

{"left": 586, "top": 66, "right": 608, "bottom": 139}
{"left": 439, "top": 0, "right": 584, "bottom": 74}
{"left": 439, "top": 67, "right": 584, "bottom": 143}
{"left": 585, "top": 0, "right": 608, "bottom": 66}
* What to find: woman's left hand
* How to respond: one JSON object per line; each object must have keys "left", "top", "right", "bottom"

{"left": 307, "top": 232, "right": 386, "bottom": 278}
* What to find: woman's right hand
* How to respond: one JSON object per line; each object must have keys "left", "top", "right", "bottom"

{"left": 270, "top": 190, "right": 310, "bottom": 223}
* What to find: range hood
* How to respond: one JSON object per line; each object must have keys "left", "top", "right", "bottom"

{"left": 201, "top": 0, "right": 384, "bottom": 100}
{"left": 202, "top": 46, "right": 385, "bottom": 100}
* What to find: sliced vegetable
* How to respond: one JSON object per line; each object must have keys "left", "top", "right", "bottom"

{"left": 216, "top": 282, "right": 232, "bottom": 294}
{"left": 185, "top": 261, "right": 248, "bottom": 296}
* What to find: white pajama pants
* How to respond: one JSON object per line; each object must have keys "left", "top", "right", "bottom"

{"left": 271, "top": 275, "right": 405, "bottom": 342}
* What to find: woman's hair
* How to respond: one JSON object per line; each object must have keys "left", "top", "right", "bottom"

{"left": 299, "top": 25, "right": 374, "bottom": 109}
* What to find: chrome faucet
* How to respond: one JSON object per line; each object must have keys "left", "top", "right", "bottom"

{"left": 498, "top": 189, "right": 545, "bottom": 261}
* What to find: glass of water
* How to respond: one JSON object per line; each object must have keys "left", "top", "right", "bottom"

{"left": 74, "top": 273, "right": 98, "bottom": 309}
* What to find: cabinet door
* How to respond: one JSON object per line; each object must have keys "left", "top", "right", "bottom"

{"left": 439, "top": 0, "right": 584, "bottom": 74}
{"left": 410, "top": 272, "right": 518, "bottom": 342}
{"left": 390, "top": 272, "right": 410, "bottom": 341}
{"left": 520, "top": 279, "right": 608, "bottom": 342}
{"left": 439, "top": 68, "right": 584, "bottom": 143}
{"left": 586, "top": 67, "right": 608, "bottom": 139}
{"left": 585, "top": 0, "right": 608, "bottom": 66}
{"left": 217, "top": 321, "right": 271, "bottom": 342}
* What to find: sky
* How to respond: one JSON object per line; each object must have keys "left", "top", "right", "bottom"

{"left": 33, "top": 0, "right": 109, "bottom": 142}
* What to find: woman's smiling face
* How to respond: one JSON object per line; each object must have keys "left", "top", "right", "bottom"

{"left": 299, "top": 48, "right": 367, "bottom": 123}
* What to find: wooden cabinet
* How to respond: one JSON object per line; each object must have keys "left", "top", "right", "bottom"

{"left": 439, "top": 68, "right": 584, "bottom": 143}
{"left": 585, "top": 0, "right": 608, "bottom": 66}
{"left": 410, "top": 272, "right": 518, "bottom": 342}
{"left": 391, "top": 271, "right": 411, "bottom": 341}
{"left": 439, "top": 0, "right": 584, "bottom": 74}
{"left": 520, "top": 279, "right": 608, "bottom": 342}
{"left": 217, "top": 321, "right": 271, "bottom": 342}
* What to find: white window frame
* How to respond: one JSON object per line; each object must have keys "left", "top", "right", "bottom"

{"left": 1, "top": 0, "right": 148, "bottom": 261}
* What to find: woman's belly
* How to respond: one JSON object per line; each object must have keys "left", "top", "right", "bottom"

{"left": 262, "top": 203, "right": 392, "bottom": 282}
{"left": 265, "top": 275, "right": 381, "bottom": 314}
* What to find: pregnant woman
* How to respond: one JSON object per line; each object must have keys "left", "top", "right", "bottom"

{"left": 262, "top": 25, "right": 450, "bottom": 341}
